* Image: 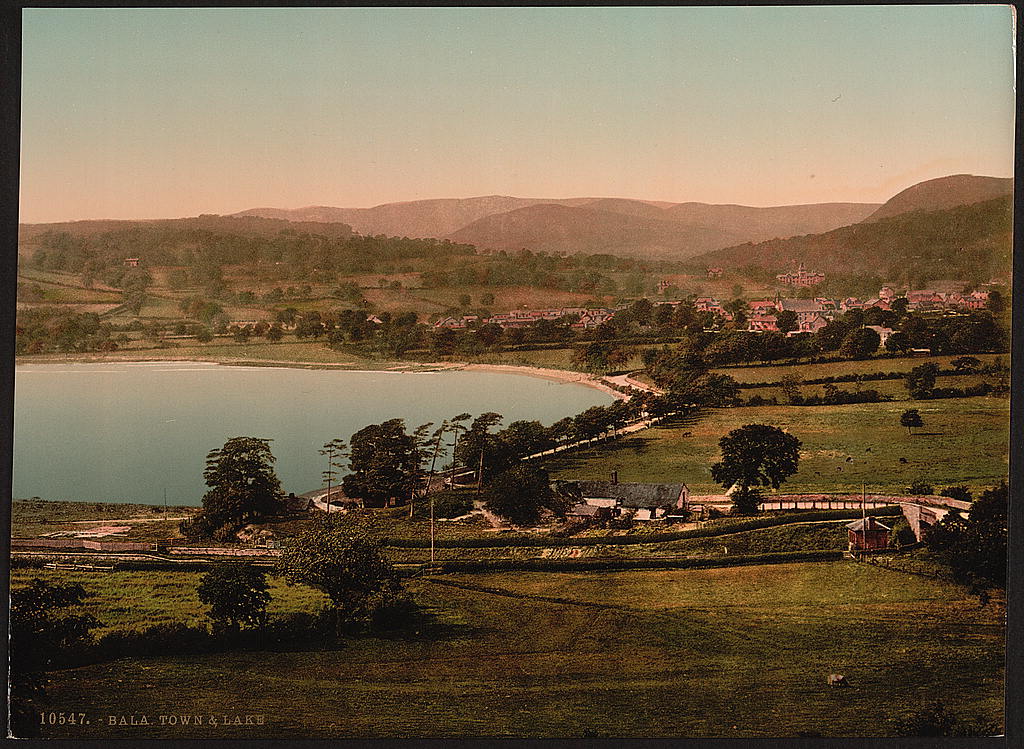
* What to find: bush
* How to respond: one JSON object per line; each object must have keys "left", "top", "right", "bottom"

{"left": 939, "top": 485, "right": 972, "bottom": 503}
{"left": 412, "top": 491, "right": 473, "bottom": 519}
{"left": 893, "top": 701, "right": 999, "bottom": 736}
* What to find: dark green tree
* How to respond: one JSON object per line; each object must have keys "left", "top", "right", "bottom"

{"left": 926, "top": 482, "right": 1007, "bottom": 588}
{"left": 672, "top": 373, "right": 740, "bottom": 407}
{"left": 185, "top": 437, "right": 285, "bottom": 538}
{"left": 342, "top": 419, "right": 418, "bottom": 507}
{"left": 453, "top": 412, "right": 504, "bottom": 483}
{"left": 838, "top": 327, "right": 881, "bottom": 359}
{"left": 939, "top": 485, "right": 972, "bottom": 503}
{"left": 278, "top": 516, "right": 412, "bottom": 631}
{"left": 884, "top": 331, "right": 911, "bottom": 353}
{"left": 774, "top": 309, "right": 798, "bottom": 335}
{"left": 900, "top": 408, "right": 924, "bottom": 435}
{"left": 9, "top": 580, "right": 99, "bottom": 737}
{"left": 905, "top": 362, "right": 940, "bottom": 398}
{"left": 711, "top": 424, "right": 801, "bottom": 514}
{"left": 197, "top": 563, "right": 271, "bottom": 632}
{"left": 951, "top": 355, "right": 982, "bottom": 373}
{"left": 484, "top": 465, "right": 566, "bottom": 526}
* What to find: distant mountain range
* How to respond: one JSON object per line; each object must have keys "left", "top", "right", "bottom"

{"left": 234, "top": 197, "right": 881, "bottom": 261}
{"left": 20, "top": 174, "right": 1012, "bottom": 280}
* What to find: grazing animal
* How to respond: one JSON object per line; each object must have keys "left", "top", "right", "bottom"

{"left": 827, "top": 674, "right": 850, "bottom": 688}
{"left": 899, "top": 457, "right": 908, "bottom": 464}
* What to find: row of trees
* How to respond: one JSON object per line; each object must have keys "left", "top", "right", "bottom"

{"left": 15, "top": 307, "right": 120, "bottom": 354}
{"left": 183, "top": 389, "right": 700, "bottom": 540}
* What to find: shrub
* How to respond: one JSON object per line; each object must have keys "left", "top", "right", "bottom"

{"left": 893, "top": 702, "right": 999, "bottom": 736}
{"left": 907, "top": 480, "right": 934, "bottom": 495}
{"left": 412, "top": 491, "right": 473, "bottom": 519}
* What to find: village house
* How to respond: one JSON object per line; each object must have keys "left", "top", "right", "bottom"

{"left": 747, "top": 313, "right": 780, "bottom": 332}
{"left": 905, "top": 290, "right": 946, "bottom": 311}
{"left": 796, "top": 313, "right": 830, "bottom": 334}
{"left": 694, "top": 296, "right": 732, "bottom": 321}
{"left": 561, "top": 475, "right": 688, "bottom": 521}
{"left": 573, "top": 309, "right": 615, "bottom": 329}
{"left": 123, "top": 257, "right": 140, "bottom": 267}
{"left": 747, "top": 299, "right": 780, "bottom": 314}
{"left": 433, "top": 315, "right": 480, "bottom": 330}
{"left": 706, "top": 267, "right": 723, "bottom": 279}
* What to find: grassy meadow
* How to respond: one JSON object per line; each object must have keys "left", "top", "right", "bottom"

{"left": 543, "top": 396, "right": 1009, "bottom": 494}
{"left": 30, "top": 561, "right": 1003, "bottom": 738}
{"left": 9, "top": 568, "right": 328, "bottom": 635}
{"left": 714, "top": 352, "right": 1006, "bottom": 384}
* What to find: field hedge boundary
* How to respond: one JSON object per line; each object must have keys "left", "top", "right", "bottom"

{"left": 737, "top": 363, "right": 1006, "bottom": 389}
{"left": 423, "top": 549, "right": 843, "bottom": 573}
{"left": 387, "top": 507, "right": 901, "bottom": 550}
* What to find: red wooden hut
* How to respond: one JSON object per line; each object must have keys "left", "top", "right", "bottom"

{"left": 846, "top": 517, "right": 891, "bottom": 551}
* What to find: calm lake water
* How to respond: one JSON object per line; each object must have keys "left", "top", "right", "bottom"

{"left": 13, "top": 361, "right": 613, "bottom": 505}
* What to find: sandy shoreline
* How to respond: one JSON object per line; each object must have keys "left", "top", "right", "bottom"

{"left": 15, "top": 355, "right": 628, "bottom": 399}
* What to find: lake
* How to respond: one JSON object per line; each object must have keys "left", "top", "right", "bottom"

{"left": 12, "top": 361, "right": 614, "bottom": 505}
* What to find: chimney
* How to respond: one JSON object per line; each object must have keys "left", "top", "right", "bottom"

{"left": 611, "top": 470, "right": 618, "bottom": 485}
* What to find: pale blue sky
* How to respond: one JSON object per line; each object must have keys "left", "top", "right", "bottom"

{"left": 20, "top": 6, "right": 1016, "bottom": 222}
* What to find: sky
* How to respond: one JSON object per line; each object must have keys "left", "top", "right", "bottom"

{"left": 19, "top": 5, "right": 1016, "bottom": 223}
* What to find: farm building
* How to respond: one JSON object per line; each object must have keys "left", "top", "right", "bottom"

{"left": 846, "top": 516, "right": 891, "bottom": 551}
{"left": 560, "top": 476, "right": 688, "bottom": 521}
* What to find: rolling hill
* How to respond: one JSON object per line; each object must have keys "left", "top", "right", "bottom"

{"left": 861, "top": 174, "right": 1012, "bottom": 222}
{"left": 233, "top": 196, "right": 599, "bottom": 238}
{"left": 236, "top": 196, "right": 882, "bottom": 260}
{"left": 662, "top": 202, "right": 879, "bottom": 241}
{"left": 690, "top": 195, "right": 1012, "bottom": 285}
{"left": 446, "top": 203, "right": 748, "bottom": 260}
{"left": 18, "top": 214, "right": 355, "bottom": 250}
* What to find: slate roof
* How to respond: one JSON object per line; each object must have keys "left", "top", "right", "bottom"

{"left": 572, "top": 481, "right": 686, "bottom": 509}
{"left": 567, "top": 503, "right": 601, "bottom": 517}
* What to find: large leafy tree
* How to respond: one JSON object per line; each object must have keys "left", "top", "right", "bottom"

{"left": 711, "top": 424, "right": 801, "bottom": 514}
{"left": 197, "top": 562, "right": 271, "bottom": 632}
{"left": 900, "top": 408, "right": 924, "bottom": 435}
{"left": 453, "top": 412, "right": 504, "bottom": 483}
{"left": 187, "top": 437, "right": 285, "bottom": 538}
{"left": 673, "top": 373, "right": 740, "bottom": 408}
{"left": 838, "top": 327, "right": 881, "bottom": 359}
{"left": 485, "top": 465, "right": 567, "bottom": 526}
{"left": 926, "top": 482, "right": 1007, "bottom": 589}
{"left": 278, "top": 516, "right": 411, "bottom": 631}
{"left": 905, "top": 362, "right": 940, "bottom": 399}
{"left": 342, "top": 419, "right": 418, "bottom": 506}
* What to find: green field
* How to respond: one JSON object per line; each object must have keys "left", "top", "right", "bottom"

{"left": 9, "top": 569, "right": 328, "bottom": 635}
{"left": 714, "top": 353, "right": 1006, "bottom": 385}
{"left": 544, "top": 396, "right": 1009, "bottom": 494}
{"left": 749, "top": 373, "right": 991, "bottom": 403}
{"left": 29, "top": 561, "right": 1003, "bottom": 738}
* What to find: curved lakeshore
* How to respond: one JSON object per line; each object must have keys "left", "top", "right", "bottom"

{"left": 14, "top": 352, "right": 628, "bottom": 400}
{"left": 13, "top": 359, "right": 618, "bottom": 505}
